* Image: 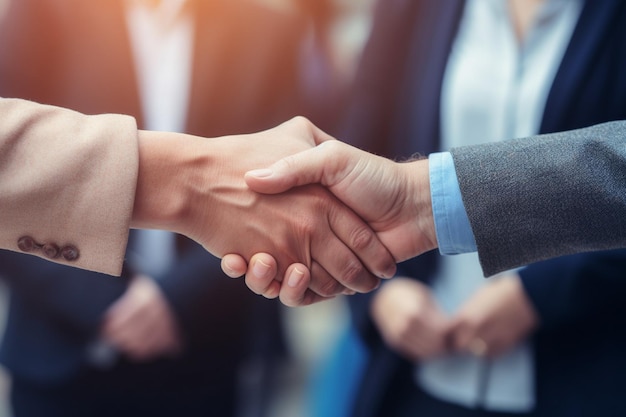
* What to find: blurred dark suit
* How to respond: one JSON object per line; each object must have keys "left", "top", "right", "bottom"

{"left": 342, "top": 1, "right": 626, "bottom": 416}
{"left": 0, "top": 0, "right": 309, "bottom": 415}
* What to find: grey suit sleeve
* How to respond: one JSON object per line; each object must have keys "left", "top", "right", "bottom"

{"left": 450, "top": 121, "right": 626, "bottom": 276}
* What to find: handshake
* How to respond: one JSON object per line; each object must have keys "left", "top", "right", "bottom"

{"left": 133, "top": 117, "right": 626, "bottom": 307}
{"left": 8, "top": 100, "right": 624, "bottom": 307}
{"left": 132, "top": 116, "right": 439, "bottom": 307}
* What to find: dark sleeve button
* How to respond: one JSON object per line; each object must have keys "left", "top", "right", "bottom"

{"left": 17, "top": 236, "right": 36, "bottom": 252}
{"left": 61, "top": 245, "right": 80, "bottom": 262}
{"left": 42, "top": 243, "right": 60, "bottom": 259}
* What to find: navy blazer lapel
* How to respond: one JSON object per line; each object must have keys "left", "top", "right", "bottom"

{"left": 340, "top": 0, "right": 428, "bottom": 155}
{"left": 391, "top": 0, "right": 465, "bottom": 157}
{"left": 541, "top": 0, "right": 622, "bottom": 133}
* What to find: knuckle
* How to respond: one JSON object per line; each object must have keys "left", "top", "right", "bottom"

{"left": 339, "top": 260, "right": 367, "bottom": 289}
{"left": 316, "top": 278, "right": 344, "bottom": 297}
{"left": 321, "top": 139, "right": 341, "bottom": 151}
{"left": 317, "top": 140, "right": 342, "bottom": 157}
{"left": 294, "top": 211, "right": 317, "bottom": 237}
{"left": 301, "top": 218, "right": 317, "bottom": 236}
{"left": 278, "top": 153, "right": 301, "bottom": 173}
{"left": 290, "top": 115, "right": 312, "bottom": 127}
{"left": 350, "top": 226, "right": 377, "bottom": 252}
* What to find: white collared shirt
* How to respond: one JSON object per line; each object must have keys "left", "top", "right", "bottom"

{"left": 417, "top": 0, "right": 583, "bottom": 412}
{"left": 125, "top": 0, "right": 194, "bottom": 133}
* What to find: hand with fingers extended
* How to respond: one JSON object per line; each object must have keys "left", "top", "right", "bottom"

{"left": 221, "top": 138, "right": 438, "bottom": 306}
{"left": 135, "top": 117, "right": 397, "bottom": 301}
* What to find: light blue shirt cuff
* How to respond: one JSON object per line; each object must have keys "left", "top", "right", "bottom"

{"left": 429, "top": 152, "right": 477, "bottom": 255}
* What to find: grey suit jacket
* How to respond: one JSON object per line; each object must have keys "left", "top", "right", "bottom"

{"left": 0, "top": 98, "right": 137, "bottom": 275}
{"left": 451, "top": 121, "right": 626, "bottom": 276}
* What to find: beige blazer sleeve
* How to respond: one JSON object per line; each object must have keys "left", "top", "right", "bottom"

{"left": 0, "top": 98, "right": 138, "bottom": 276}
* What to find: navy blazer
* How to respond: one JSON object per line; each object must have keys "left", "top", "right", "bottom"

{"left": 343, "top": 1, "right": 626, "bottom": 416}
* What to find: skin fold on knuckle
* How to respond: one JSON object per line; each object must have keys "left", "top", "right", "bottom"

{"left": 349, "top": 224, "right": 378, "bottom": 253}
{"left": 273, "top": 154, "right": 300, "bottom": 180}
{"left": 315, "top": 277, "right": 344, "bottom": 298}
{"left": 338, "top": 259, "right": 370, "bottom": 291}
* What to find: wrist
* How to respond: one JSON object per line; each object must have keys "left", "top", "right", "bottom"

{"left": 403, "top": 159, "right": 438, "bottom": 254}
{"left": 131, "top": 130, "right": 206, "bottom": 234}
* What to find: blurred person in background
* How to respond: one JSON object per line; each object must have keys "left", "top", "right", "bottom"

{"left": 0, "top": 0, "right": 316, "bottom": 416}
{"left": 340, "top": 1, "right": 626, "bottom": 417}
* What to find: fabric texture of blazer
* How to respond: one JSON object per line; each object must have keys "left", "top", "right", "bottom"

{"left": 341, "top": 1, "right": 626, "bottom": 416}
{"left": 452, "top": 121, "right": 626, "bottom": 276}
{"left": 0, "top": 98, "right": 137, "bottom": 276}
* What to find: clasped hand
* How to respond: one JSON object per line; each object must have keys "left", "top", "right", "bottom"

{"left": 133, "top": 117, "right": 400, "bottom": 304}
{"left": 219, "top": 126, "right": 438, "bottom": 306}
{"left": 372, "top": 275, "right": 538, "bottom": 360}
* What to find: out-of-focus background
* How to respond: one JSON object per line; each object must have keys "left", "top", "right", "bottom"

{"left": 0, "top": 0, "right": 8, "bottom": 377}
{"left": 0, "top": 288, "right": 355, "bottom": 417}
{"left": 0, "top": 284, "right": 9, "bottom": 417}
{"left": 0, "top": 0, "right": 8, "bottom": 365}
{"left": 0, "top": 0, "right": 9, "bottom": 406}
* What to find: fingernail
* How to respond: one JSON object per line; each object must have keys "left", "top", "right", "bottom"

{"left": 287, "top": 267, "right": 305, "bottom": 288}
{"left": 247, "top": 168, "right": 273, "bottom": 178}
{"left": 252, "top": 259, "right": 271, "bottom": 279}
{"left": 381, "top": 263, "right": 397, "bottom": 279}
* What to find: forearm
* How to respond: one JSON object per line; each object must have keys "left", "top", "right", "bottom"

{"left": 451, "top": 121, "right": 626, "bottom": 275}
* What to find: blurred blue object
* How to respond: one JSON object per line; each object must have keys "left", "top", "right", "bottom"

{"left": 308, "top": 324, "right": 368, "bottom": 417}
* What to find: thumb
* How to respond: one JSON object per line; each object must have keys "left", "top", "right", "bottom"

{"left": 245, "top": 141, "right": 344, "bottom": 194}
